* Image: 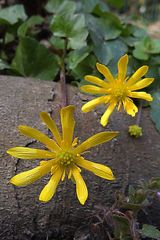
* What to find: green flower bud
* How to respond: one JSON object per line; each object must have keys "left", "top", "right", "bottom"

{"left": 128, "top": 125, "right": 142, "bottom": 138}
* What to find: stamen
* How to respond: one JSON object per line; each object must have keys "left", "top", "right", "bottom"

{"left": 58, "top": 151, "right": 76, "bottom": 166}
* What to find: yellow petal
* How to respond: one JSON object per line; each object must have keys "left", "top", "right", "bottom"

{"left": 100, "top": 102, "right": 117, "bottom": 126}
{"left": 127, "top": 66, "right": 148, "bottom": 86}
{"left": 60, "top": 105, "right": 75, "bottom": 148}
{"left": 96, "top": 63, "right": 115, "bottom": 83}
{"left": 10, "top": 160, "right": 53, "bottom": 186}
{"left": 128, "top": 78, "right": 154, "bottom": 91}
{"left": 118, "top": 54, "right": 128, "bottom": 82}
{"left": 72, "top": 137, "right": 78, "bottom": 147}
{"left": 84, "top": 75, "right": 110, "bottom": 88}
{"left": 39, "top": 167, "right": 62, "bottom": 202}
{"left": 123, "top": 98, "right": 138, "bottom": 117}
{"left": 40, "top": 112, "right": 62, "bottom": 145}
{"left": 74, "top": 131, "right": 118, "bottom": 154}
{"left": 7, "top": 147, "right": 56, "bottom": 159}
{"left": 81, "top": 85, "right": 109, "bottom": 95}
{"left": 76, "top": 157, "right": 115, "bottom": 180}
{"left": 72, "top": 166, "right": 88, "bottom": 205}
{"left": 18, "top": 125, "right": 60, "bottom": 152}
{"left": 128, "top": 91, "right": 153, "bottom": 101}
{"left": 81, "top": 95, "right": 110, "bottom": 113}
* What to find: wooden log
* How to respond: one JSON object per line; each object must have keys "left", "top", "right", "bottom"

{"left": 0, "top": 75, "right": 160, "bottom": 240}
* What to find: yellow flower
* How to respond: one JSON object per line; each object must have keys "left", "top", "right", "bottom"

{"left": 7, "top": 106, "right": 118, "bottom": 205}
{"left": 81, "top": 54, "right": 154, "bottom": 126}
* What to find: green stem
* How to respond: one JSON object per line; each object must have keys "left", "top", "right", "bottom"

{"left": 136, "top": 100, "right": 143, "bottom": 126}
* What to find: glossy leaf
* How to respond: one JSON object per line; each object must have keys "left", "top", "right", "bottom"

{"left": 0, "top": 4, "right": 27, "bottom": 25}
{"left": 11, "top": 37, "right": 59, "bottom": 81}
{"left": 94, "top": 41, "right": 112, "bottom": 65}
{"left": 150, "top": 90, "right": 160, "bottom": 132}
{"left": 45, "top": 0, "right": 76, "bottom": 16}
{"left": 18, "top": 16, "right": 44, "bottom": 37}
{"left": 68, "top": 47, "right": 90, "bottom": 69}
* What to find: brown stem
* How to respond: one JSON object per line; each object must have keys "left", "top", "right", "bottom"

{"left": 60, "top": 38, "right": 68, "bottom": 107}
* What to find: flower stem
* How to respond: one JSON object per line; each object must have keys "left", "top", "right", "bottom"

{"left": 136, "top": 100, "right": 143, "bottom": 126}
{"left": 60, "top": 38, "right": 68, "bottom": 107}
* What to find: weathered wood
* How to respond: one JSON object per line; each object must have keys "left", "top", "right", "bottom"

{"left": 0, "top": 75, "right": 160, "bottom": 240}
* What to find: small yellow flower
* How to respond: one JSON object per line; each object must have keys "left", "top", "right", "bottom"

{"left": 128, "top": 125, "right": 142, "bottom": 138}
{"left": 81, "top": 54, "right": 154, "bottom": 126}
{"left": 7, "top": 106, "right": 118, "bottom": 205}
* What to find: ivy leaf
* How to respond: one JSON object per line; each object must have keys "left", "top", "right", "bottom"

{"left": 18, "top": 15, "right": 44, "bottom": 37}
{"left": 51, "top": 13, "right": 88, "bottom": 49}
{"left": 133, "top": 36, "right": 160, "bottom": 61}
{"left": 0, "top": 4, "right": 27, "bottom": 25}
{"left": 49, "top": 36, "right": 65, "bottom": 49}
{"left": 140, "top": 224, "right": 160, "bottom": 239}
{"left": 94, "top": 41, "right": 112, "bottom": 65}
{"left": 77, "top": 0, "right": 99, "bottom": 13}
{"left": 150, "top": 90, "right": 160, "bottom": 132}
{"left": 100, "top": 13, "right": 122, "bottom": 40}
{"left": 11, "top": 37, "right": 59, "bottom": 81}
{"left": 71, "top": 54, "right": 96, "bottom": 81}
{"left": 107, "top": 0, "right": 125, "bottom": 9}
{"left": 106, "top": 39, "right": 128, "bottom": 75}
{"left": 133, "top": 46, "right": 149, "bottom": 61}
{"left": 67, "top": 47, "right": 90, "bottom": 69}
{"left": 45, "top": 0, "right": 76, "bottom": 16}
{"left": 86, "top": 13, "right": 122, "bottom": 44}
{"left": 85, "top": 14, "right": 105, "bottom": 45}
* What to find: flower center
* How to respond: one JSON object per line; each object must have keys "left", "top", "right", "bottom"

{"left": 58, "top": 151, "right": 75, "bottom": 166}
{"left": 112, "top": 83, "right": 127, "bottom": 101}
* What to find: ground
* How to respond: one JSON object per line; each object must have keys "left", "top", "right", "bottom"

{"left": 0, "top": 76, "right": 160, "bottom": 240}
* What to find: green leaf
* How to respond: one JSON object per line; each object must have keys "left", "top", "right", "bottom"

{"left": 49, "top": 36, "right": 65, "bottom": 49}
{"left": 148, "top": 39, "right": 160, "bottom": 54}
{"left": 113, "top": 215, "right": 130, "bottom": 240}
{"left": 68, "top": 28, "right": 88, "bottom": 49}
{"left": 77, "top": 0, "right": 99, "bottom": 13}
{"left": 11, "top": 37, "right": 59, "bottom": 81}
{"left": 150, "top": 90, "right": 160, "bottom": 132}
{"left": 0, "top": 4, "right": 27, "bottom": 25}
{"left": 0, "top": 59, "right": 10, "bottom": 70}
{"left": 4, "top": 32, "right": 15, "bottom": 44}
{"left": 51, "top": 13, "right": 88, "bottom": 49}
{"left": 85, "top": 14, "right": 105, "bottom": 45}
{"left": 107, "top": 0, "right": 125, "bottom": 9}
{"left": 45, "top": 0, "right": 76, "bottom": 16}
{"left": 149, "top": 177, "right": 160, "bottom": 189}
{"left": 141, "top": 224, "right": 160, "bottom": 239}
{"left": 67, "top": 47, "right": 90, "bottom": 69}
{"left": 86, "top": 13, "right": 122, "bottom": 44}
{"left": 133, "top": 36, "right": 160, "bottom": 61}
{"left": 18, "top": 16, "right": 44, "bottom": 37}
{"left": 122, "top": 36, "right": 137, "bottom": 47}
{"left": 71, "top": 54, "right": 96, "bottom": 81}
{"left": 132, "top": 26, "right": 147, "bottom": 38}
{"left": 92, "top": 1, "right": 109, "bottom": 15}
{"left": 133, "top": 47, "right": 149, "bottom": 61}
{"left": 94, "top": 41, "right": 112, "bottom": 65}
{"left": 100, "top": 13, "right": 122, "bottom": 40}
{"left": 106, "top": 39, "right": 128, "bottom": 75}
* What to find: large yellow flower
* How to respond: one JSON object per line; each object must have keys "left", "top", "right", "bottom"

{"left": 81, "top": 54, "right": 154, "bottom": 126}
{"left": 7, "top": 106, "right": 118, "bottom": 205}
